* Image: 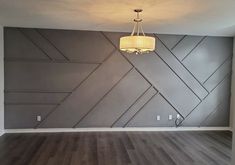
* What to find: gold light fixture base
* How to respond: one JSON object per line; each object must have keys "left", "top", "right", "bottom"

{"left": 134, "top": 9, "right": 143, "bottom": 22}
{"left": 134, "top": 9, "right": 143, "bottom": 13}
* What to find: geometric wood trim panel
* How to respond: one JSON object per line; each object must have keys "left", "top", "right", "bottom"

{"left": 182, "top": 37, "right": 233, "bottom": 83}
{"left": 37, "top": 29, "right": 116, "bottom": 63}
{"left": 5, "top": 105, "right": 56, "bottom": 128}
{"left": 77, "top": 69, "right": 150, "bottom": 127}
{"left": 171, "top": 35, "right": 205, "bottom": 61}
{"left": 20, "top": 28, "right": 68, "bottom": 60}
{"left": 124, "top": 51, "right": 200, "bottom": 117}
{"left": 39, "top": 51, "right": 133, "bottom": 128}
{"left": 126, "top": 93, "right": 178, "bottom": 127}
{"left": 4, "top": 27, "right": 233, "bottom": 128}
{"left": 4, "top": 28, "right": 50, "bottom": 60}
{"left": 5, "top": 61, "right": 99, "bottom": 92}
{"left": 181, "top": 75, "right": 231, "bottom": 127}
{"left": 112, "top": 86, "right": 157, "bottom": 127}
{"left": 5, "top": 92, "right": 69, "bottom": 105}
{"left": 155, "top": 36, "right": 208, "bottom": 100}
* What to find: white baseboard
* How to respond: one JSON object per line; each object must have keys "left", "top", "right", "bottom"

{"left": 0, "top": 131, "right": 4, "bottom": 136}
{"left": 4, "top": 127, "right": 232, "bottom": 134}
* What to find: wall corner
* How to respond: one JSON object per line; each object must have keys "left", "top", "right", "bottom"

{"left": 231, "top": 38, "right": 235, "bottom": 130}
{"left": 0, "top": 26, "right": 4, "bottom": 136}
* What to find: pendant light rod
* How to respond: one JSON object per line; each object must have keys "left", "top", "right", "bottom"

{"left": 131, "top": 9, "right": 145, "bottom": 36}
{"left": 134, "top": 9, "right": 143, "bottom": 22}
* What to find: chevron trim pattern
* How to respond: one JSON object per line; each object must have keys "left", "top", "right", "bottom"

{"left": 4, "top": 27, "right": 233, "bottom": 128}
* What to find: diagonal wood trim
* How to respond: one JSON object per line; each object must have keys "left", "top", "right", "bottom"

{"left": 154, "top": 50, "right": 202, "bottom": 102}
{"left": 35, "top": 64, "right": 101, "bottom": 128}
{"left": 102, "top": 32, "right": 183, "bottom": 116}
{"left": 124, "top": 92, "right": 159, "bottom": 127}
{"left": 35, "top": 29, "right": 70, "bottom": 61}
{"left": 181, "top": 74, "right": 231, "bottom": 126}
{"left": 18, "top": 28, "right": 53, "bottom": 60}
{"left": 155, "top": 34, "right": 210, "bottom": 96}
{"left": 171, "top": 35, "right": 187, "bottom": 50}
{"left": 210, "top": 72, "right": 231, "bottom": 92}
{"left": 111, "top": 85, "right": 153, "bottom": 127}
{"left": 73, "top": 67, "right": 134, "bottom": 128}
{"left": 203, "top": 56, "right": 232, "bottom": 84}
{"left": 181, "top": 36, "right": 207, "bottom": 61}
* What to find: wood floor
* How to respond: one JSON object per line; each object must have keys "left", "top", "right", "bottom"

{"left": 0, "top": 131, "right": 232, "bottom": 165}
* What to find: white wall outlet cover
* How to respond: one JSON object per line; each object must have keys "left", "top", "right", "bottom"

{"left": 169, "top": 115, "right": 173, "bottom": 120}
{"left": 37, "top": 115, "right": 41, "bottom": 122}
{"left": 157, "top": 115, "right": 161, "bottom": 121}
{"left": 177, "top": 114, "right": 181, "bottom": 119}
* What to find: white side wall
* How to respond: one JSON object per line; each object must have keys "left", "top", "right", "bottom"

{"left": 0, "top": 26, "right": 4, "bottom": 136}
{"left": 231, "top": 38, "right": 235, "bottom": 128}
{"left": 231, "top": 37, "right": 235, "bottom": 164}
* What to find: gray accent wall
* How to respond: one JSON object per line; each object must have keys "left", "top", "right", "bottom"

{"left": 4, "top": 27, "right": 233, "bottom": 128}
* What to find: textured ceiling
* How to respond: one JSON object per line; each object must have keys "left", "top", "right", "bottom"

{"left": 0, "top": 0, "right": 235, "bottom": 36}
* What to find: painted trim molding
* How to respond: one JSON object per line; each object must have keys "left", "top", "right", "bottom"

{"left": 0, "top": 131, "right": 4, "bottom": 136}
{"left": 4, "top": 127, "right": 232, "bottom": 134}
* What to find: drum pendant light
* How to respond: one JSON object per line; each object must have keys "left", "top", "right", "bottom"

{"left": 119, "top": 9, "right": 155, "bottom": 54}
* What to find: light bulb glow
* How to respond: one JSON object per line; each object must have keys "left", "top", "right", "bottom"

{"left": 119, "top": 9, "right": 156, "bottom": 54}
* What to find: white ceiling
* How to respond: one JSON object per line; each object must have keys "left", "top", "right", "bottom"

{"left": 0, "top": 0, "right": 235, "bottom": 36}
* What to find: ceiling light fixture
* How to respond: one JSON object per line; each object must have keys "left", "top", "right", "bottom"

{"left": 119, "top": 9, "right": 156, "bottom": 54}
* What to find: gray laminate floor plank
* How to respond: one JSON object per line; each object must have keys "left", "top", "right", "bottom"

{"left": 0, "top": 131, "right": 232, "bottom": 165}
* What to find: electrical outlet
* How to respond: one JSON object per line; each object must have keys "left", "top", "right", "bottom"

{"left": 157, "top": 115, "right": 161, "bottom": 121}
{"left": 169, "top": 115, "right": 173, "bottom": 120}
{"left": 37, "top": 115, "right": 41, "bottom": 122}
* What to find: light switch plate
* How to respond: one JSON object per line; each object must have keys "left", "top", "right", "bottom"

{"left": 157, "top": 115, "right": 161, "bottom": 121}
{"left": 169, "top": 115, "right": 173, "bottom": 120}
{"left": 37, "top": 115, "right": 41, "bottom": 122}
{"left": 177, "top": 114, "right": 181, "bottom": 119}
